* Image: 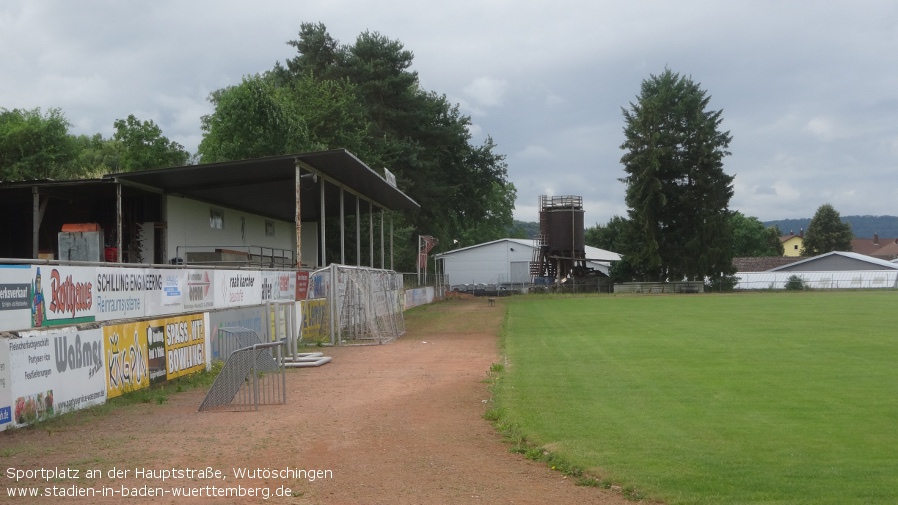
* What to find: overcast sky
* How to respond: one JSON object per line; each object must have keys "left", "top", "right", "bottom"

{"left": 2, "top": 1, "right": 896, "bottom": 225}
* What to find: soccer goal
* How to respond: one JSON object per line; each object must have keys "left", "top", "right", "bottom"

{"left": 307, "top": 264, "right": 406, "bottom": 345}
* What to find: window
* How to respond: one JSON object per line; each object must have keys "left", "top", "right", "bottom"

{"left": 210, "top": 209, "right": 224, "bottom": 229}
{"left": 265, "top": 220, "right": 275, "bottom": 237}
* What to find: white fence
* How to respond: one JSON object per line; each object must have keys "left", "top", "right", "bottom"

{"left": 735, "top": 271, "right": 898, "bottom": 290}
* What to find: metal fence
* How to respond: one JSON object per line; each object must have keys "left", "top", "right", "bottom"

{"left": 198, "top": 327, "right": 286, "bottom": 412}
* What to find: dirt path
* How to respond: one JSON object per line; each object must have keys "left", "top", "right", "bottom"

{"left": 1, "top": 298, "right": 632, "bottom": 504}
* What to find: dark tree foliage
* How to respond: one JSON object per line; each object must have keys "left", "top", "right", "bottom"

{"left": 800, "top": 203, "right": 853, "bottom": 256}
{"left": 0, "top": 107, "right": 78, "bottom": 181}
{"left": 112, "top": 114, "right": 190, "bottom": 171}
{"left": 219, "top": 22, "right": 515, "bottom": 270}
{"left": 730, "top": 211, "right": 784, "bottom": 257}
{"left": 619, "top": 69, "right": 735, "bottom": 282}
{"left": 198, "top": 75, "right": 314, "bottom": 162}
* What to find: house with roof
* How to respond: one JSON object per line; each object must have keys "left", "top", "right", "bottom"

{"left": 780, "top": 231, "right": 804, "bottom": 257}
{"left": 434, "top": 238, "right": 620, "bottom": 288}
{"left": 852, "top": 234, "right": 898, "bottom": 261}
{"left": 735, "top": 251, "right": 898, "bottom": 289}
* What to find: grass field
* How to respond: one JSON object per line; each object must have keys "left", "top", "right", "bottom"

{"left": 493, "top": 291, "right": 898, "bottom": 505}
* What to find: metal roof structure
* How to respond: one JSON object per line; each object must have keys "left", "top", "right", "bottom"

{"left": 434, "top": 238, "right": 622, "bottom": 263}
{"left": 106, "top": 149, "right": 420, "bottom": 222}
{"left": 768, "top": 251, "right": 898, "bottom": 272}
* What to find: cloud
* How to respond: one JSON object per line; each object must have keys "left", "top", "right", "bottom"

{"left": 463, "top": 76, "right": 508, "bottom": 108}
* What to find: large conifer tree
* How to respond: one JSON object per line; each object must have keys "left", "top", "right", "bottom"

{"left": 619, "top": 69, "right": 735, "bottom": 282}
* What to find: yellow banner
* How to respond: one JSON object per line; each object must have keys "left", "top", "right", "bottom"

{"left": 301, "top": 299, "right": 328, "bottom": 343}
{"left": 103, "top": 313, "right": 206, "bottom": 398}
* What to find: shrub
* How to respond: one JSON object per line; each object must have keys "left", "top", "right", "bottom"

{"left": 784, "top": 274, "right": 805, "bottom": 291}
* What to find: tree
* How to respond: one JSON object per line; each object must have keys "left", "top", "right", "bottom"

{"left": 619, "top": 69, "right": 735, "bottom": 282}
{"left": 112, "top": 114, "right": 189, "bottom": 171}
{"left": 198, "top": 75, "right": 313, "bottom": 162}
{"left": 730, "top": 211, "right": 784, "bottom": 257}
{"left": 0, "top": 107, "right": 78, "bottom": 181}
{"left": 202, "top": 23, "right": 515, "bottom": 270}
{"left": 800, "top": 203, "right": 853, "bottom": 256}
{"left": 585, "top": 215, "right": 641, "bottom": 283}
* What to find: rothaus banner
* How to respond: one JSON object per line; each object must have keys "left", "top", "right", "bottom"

{"left": 0, "top": 341, "right": 11, "bottom": 431}
{"left": 29, "top": 266, "right": 96, "bottom": 328}
{"left": 214, "top": 270, "right": 262, "bottom": 309}
{"left": 0, "top": 264, "right": 33, "bottom": 332}
{"left": 6, "top": 328, "right": 106, "bottom": 428}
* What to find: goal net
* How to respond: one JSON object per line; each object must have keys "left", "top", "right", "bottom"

{"left": 308, "top": 264, "right": 405, "bottom": 345}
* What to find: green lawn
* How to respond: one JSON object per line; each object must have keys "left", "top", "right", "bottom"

{"left": 495, "top": 291, "right": 898, "bottom": 504}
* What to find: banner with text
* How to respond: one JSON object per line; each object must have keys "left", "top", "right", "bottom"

{"left": 183, "top": 269, "right": 215, "bottom": 311}
{"left": 262, "top": 271, "right": 297, "bottom": 302}
{"left": 0, "top": 265, "right": 32, "bottom": 332}
{"left": 29, "top": 265, "right": 96, "bottom": 327}
{"left": 214, "top": 270, "right": 263, "bottom": 308}
{"left": 6, "top": 328, "right": 106, "bottom": 427}
{"left": 0, "top": 342, "right": 10, "bottom": 431}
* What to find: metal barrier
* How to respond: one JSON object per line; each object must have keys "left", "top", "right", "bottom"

{"left": 198, "top": 328, "right": 286, "bottom": 412}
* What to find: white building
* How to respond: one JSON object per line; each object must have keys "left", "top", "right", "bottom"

{"left": 435, "top": 238, "right": 621, "bottom": 287}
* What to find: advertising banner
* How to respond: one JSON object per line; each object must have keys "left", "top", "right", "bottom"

{"left": 0, "top": 341, "right": 11, "bottom": 431}
{"left": 308, "top": 269, "right": 330, "bottom": 299}
{"left": 214, "top": 270, "right": 262, "bottom": 308}
{"left": 94, "top": 267, "right": 155, "bottom": 321}
{"left": 0, "top": 264, "right": 33, "bottom": 332}
{"left": 300, "top": 299, "right": 329, "bottom": 343}
{"left": 103, "top": 313, "right": 207, "bottom": 397}
{"left": 262, "top": 271, "right": 297, "bottom": 302}
{"left": 208, "top": 306, "right": 264, "bottom": 360}
{"left": 6, "top": 328, "right": 106, "bottom": 427}
{"left": 102, "top": 321, "right": 151, "bottom": 398}
{"left": 295, "top": 271, "right": 310, "bottom": 301}
{"left": 183, "top": 269, "right": 214, "bottom": 311}
{"left": 30, "top": 265, "right": 96, "bottom": 327}
{"left": 161, "top": 313, "right": 207, "bottom": 380}
{"left": 155, "top": 269, "right": 185, "bottom": 314}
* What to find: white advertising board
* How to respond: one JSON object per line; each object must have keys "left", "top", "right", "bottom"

{"left": 0, "top": 341, "right": 11, "bottom": 431}
{"left": 214, "top": 270, "right": 262, "bottom": 308}
{"left": 7, "top": 328, "right": 106, "bottom": 427}
{"left": 262, "top": 271, "right": 297, "bottom": 302}
{"left": 183, "top": 269, "right": 215, "bottom": 311}
{"left": 0, "top": 264, "right": 33, "bottom": 332}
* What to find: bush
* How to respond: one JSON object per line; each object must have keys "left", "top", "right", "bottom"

{"left": 784, "top": 275, "right": 805, "bottom": 291}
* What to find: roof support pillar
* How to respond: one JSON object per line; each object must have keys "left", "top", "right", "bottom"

{"left": 31, "top": 187, "right": 40, "bottom": 259}
{"left": 339, "top": 187, "right": 345, "bottom": 265}
{"left": 369, "top": 201, "right": 374, "bottom": 268}
{"left": 295, "top": 162, "right": 302, "bottom": 269}
{"left": 380, "top": 208, "right": 385, "bottom": 270}
{"left": 319, "top": 178, "right": 326, "bottom": 267}
{"left": 116, "top": 183, "right": 123, "bottom": 263}
{"left": 355, "top": 196, "right": 360, "bottom": 267}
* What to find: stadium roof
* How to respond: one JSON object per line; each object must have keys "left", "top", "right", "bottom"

{"left": 106, "top": 149, "right": 420, "bottom": 222}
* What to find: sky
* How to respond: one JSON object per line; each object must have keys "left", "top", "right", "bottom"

{"left": 2, "top": 1, "right": 897, "bottom": 226}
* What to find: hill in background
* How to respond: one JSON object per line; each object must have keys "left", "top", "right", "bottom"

{"left": 764, "top": 215, "right": 898, "bottom": 239}
{"left": 509, "top": 215, "right": 898, "bottom": 241}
